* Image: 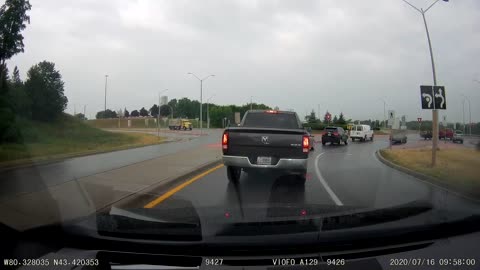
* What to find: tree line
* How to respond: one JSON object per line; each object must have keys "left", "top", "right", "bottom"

{"left": 96, "top": 98, "right": 272, "bottom": 128}
{"left": 1, "top": 1, "right": 70, "bottom": 143}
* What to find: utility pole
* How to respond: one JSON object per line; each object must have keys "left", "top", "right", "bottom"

{"left": 104, "top": 75, "right": 108, "bottom": 114}
{"left": 462, "top": 99, "right": 466, "bottom": 134}
{"left": 207, "top": 94, "right": 215, "bottom": 129}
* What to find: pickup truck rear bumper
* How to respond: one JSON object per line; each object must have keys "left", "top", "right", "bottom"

{"left": 222, "top": 156, "right": 308, "bottom": 170}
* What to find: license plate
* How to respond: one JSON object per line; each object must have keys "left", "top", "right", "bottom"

{"left": 257, "top": 156, "right": 272, "bottom": 165}
{"left": 328, "top": 133, "right": 332, "bottom": 136}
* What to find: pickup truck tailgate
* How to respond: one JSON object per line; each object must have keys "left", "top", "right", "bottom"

{"left": 225, "top": 127, "right": 308, "bottom": 164}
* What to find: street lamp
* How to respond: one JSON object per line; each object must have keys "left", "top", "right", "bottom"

{"left": 379, "top": 98, "right": 387, "bottom": 129}
{"left": 158, "top": 89, "right": 168, "bottom": 137}
{"left": 461, "top": 94, "right": 472, "bottom": 136}
{"left": 188, "top": 73, "right": 215, "bottom": 134}
{"left": 104, "top": 75, "right": 109, "bottom": 115}
{"left": 207, "top": 94, "right": 215, "bottom": 129}
{"left": 401, "top": 0, "right": 449, "bottom": 166}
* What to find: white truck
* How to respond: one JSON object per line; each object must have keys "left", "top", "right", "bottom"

{"left": 350, "top": 124, "right": 374, "bottom": 142}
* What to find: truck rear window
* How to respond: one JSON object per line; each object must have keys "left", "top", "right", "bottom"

{"left": 243, "top": 112, "right": 300, "bottom": 129}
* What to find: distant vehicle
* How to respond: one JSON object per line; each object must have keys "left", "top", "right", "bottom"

{"left": 420, "top": 129, "right": 432, "bottom": 140}
{"left": 168, "top": 119, "right": 192, "bottom": 130}
{"left": 222, "top": 110, "right": 311, "bottom": 183}
{"left": 391, "top": 130, "right": 407, "bottom": 144}
{"left": 321, "top": 126, "right": 349, "bottom": 146}
{"left": 350, "top": 124, "right": 374, "bottom": 142}
{"left": 452, "top": 130, "right": 464, "bottom": 144}
{"left": 439, "top": 128, "right": 454, "bottom": 140}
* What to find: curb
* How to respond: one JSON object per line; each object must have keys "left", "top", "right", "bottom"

{"left": 0, "top": 140, "right": 177, "bottom": 173}
{"left": 97, "top": 158, "right": 223, "bottom": 211}
{"left": 375, "top": 150, "right": 480, "bottom": 203}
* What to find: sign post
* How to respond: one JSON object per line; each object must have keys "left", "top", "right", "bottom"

{"left": 326, "top": 112, "right": 331, "bottom": 124}
{"left": 417, "top": 117, "right": 422, "bottom": 134}
{"left": 420, "top": 85, "right": 447, "bottom": 166}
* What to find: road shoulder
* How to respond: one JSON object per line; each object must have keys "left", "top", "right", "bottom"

{"left": 376, "top": 149, "right": 480, "bottom": 203}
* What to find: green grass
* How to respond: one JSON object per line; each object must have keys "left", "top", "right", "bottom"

{"left": 0, "top": 114, "right": 163, "bottom": 165}
{"left": 381, "top": 148, "right": 480, "bottom": 199}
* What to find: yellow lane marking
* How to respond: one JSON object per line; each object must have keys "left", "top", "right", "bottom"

{"left": 144, "top": 164, "right": 224, "bottom": 208}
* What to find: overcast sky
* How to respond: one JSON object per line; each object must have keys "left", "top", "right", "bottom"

{"left": 7, "top": 0, "right": 480, "bottom": 122}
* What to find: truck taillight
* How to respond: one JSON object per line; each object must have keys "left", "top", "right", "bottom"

{"left": 302, "top": 135, "right": 309, "bottom": 153}
{"left": 222, "top": 132, "right": 228, "bottom": 150}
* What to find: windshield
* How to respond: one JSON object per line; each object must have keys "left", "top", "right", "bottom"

{"left": 242, "top": 112, "right": 300, "bottom": 129}
{"left": 1, "top": 0, "right": 479, "bottom": 265}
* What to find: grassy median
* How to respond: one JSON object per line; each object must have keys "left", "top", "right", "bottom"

{"left": 380, "top": 148, "right": 480, "bottom": 199}
{"left": 0, "top": 115, "right": 164, "bottom": 166}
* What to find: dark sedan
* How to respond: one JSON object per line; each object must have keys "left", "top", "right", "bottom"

{"left": 321, "top": 126, "right": 349, "bottom": 145}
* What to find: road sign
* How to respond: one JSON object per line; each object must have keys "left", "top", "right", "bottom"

{"left": 433, "top": 86, "right": 447, "bottom": 110}
{"left": 420, "top": 85, "right": 447, "bottom": 110}
{"left": 417, "top": 117, "right": 422, "bottom": 123}
{"left": 420, "top": 85, "right": 434, "bottom": 109}
{"left": 388, "top": 110, "right": 395, "bottom": 120}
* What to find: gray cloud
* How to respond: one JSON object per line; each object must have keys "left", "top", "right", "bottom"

{"left": 8, "top": 0, "right": 480, "bottom": 122}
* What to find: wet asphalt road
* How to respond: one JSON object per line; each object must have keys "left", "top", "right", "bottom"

{"left": 133, "top": 136, "right": 479, "bottom": 215}
{"left": 0, "top": 129, "right": 222, "bottom": 199}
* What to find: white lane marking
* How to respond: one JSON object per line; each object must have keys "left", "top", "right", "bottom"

{"left": 314, "top": 152, "right": 344, "bottom": 206}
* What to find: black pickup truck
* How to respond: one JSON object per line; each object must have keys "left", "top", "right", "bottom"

{"left": 222, "top": 110, "right": 312, "bottom": 183}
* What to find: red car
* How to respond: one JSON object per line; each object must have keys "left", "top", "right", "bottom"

{"left": 439, "top": 128, "right": 454, "bottom": 140}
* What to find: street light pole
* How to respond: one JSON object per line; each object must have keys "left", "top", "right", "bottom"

{"left": 104, "top": 75, "right": 109, "bottom": 114}
{"left": 188, "top": 73, "right": 215, "bottom": 134}
{"left": 462, "top": 97, "right": 472, "bottom": 136}
{"left": 379, "top": 98, "right": 387, "bottom": 129}
{"left": 207, "top": 94, "right": 215, "bottom": 129}
{"left": 158, "top": 89, "right": 168, "bottom": 137}
{"left": 402, "top": 0, "right": 447, "bottom": 167}
{"left": 462, "top": 98, "right": 466, "bottom": 134}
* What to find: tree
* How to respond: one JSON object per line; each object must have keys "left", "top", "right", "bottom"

{"left": 338, "top": 112, "right": 346, "bottom": 125}
{"left": 24, "top": 61, "right": 68, "bottom": 121}
{"left": 305, "top": 109, "right": 319, "bottom": 123}
{"left": 74, "top": 113, "right": 86, "bottom": 120}
{"left": 333, "top": 115, "right": 338, "bottom": 124}
{"left": 124, "top": 108, "right": 129, "bottom": 118}
{"left": 131, "top": 110, "right": 139, "bottom": 117}
{"left": 12, "top": 66, "right": 21, "bottom": 86}
{"left": 0, "top": 0, "right": 32, "bottom": 90}
{"left": 160, "top": 104, "right": 171, "bottom": 117}
{"left": 149, "top": 104, "right": 159, "bottom": 117}
{"left": 7, "top": 66, "right": 30, "bottom": 117}
{"left": 95, "top": 109, "right": 117, "bottom": 119}
{"left": 139, "top": 107, "right": 148, "bottom": 117}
